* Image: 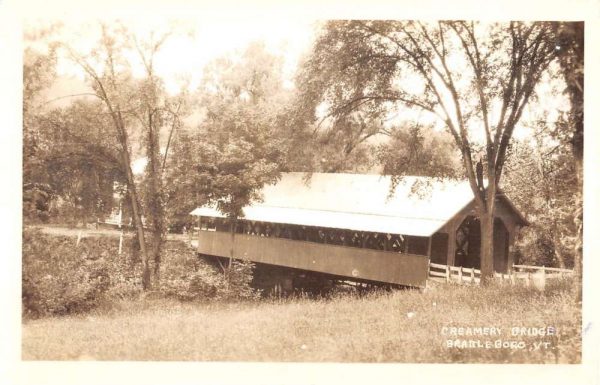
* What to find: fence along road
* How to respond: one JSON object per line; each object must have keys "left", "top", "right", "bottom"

{"left": 428, "top": 262, "right": 574, "bottom": 287}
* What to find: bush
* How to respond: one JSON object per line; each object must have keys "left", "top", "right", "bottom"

{"left": 158, "top": 243, "right": 222, "bottom": 301}
{"left": 514, "top": 226, "right": 576, "bottom": 269}
{"left": 224, "top": 259, "right": 260, "bottom": 300}
{"left": 22, "top": 184, "right": 52, "bottom": 223}
{"left": 159, "top": 242, "right": 260, "bottom": 301}
{"left": 22, "top": 228, "right": 260, "bottom": 318}
{"left": 22, "top": 229, "right": 128, "bottom": 317}
{"left": 22, "top": 228, "right": 149, "bottom": 317}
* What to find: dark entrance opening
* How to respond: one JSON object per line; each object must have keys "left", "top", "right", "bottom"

{"left": 493, "top": 218, "right": 509, "bottom": 273}
{"left": 454, "top": 216, "right": 510, "bottom": 272}
{"left": 455, "top": 216, "right": 480, "bottom": 269}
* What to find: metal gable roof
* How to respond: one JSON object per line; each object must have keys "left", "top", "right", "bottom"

{"left": 190, "top": 172, "right": 503, "bottom": 237}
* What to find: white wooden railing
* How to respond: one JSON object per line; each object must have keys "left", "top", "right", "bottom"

{"left": 509, "top": 264, "right": 575, "bottom": 286}
{"left": 429, "top": 262, "right": 481, "bottom": 284}
{"left": 429, "top": 262, "right": 574, "bottom": 286}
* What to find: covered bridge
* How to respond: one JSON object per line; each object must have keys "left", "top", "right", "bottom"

{"left": 190, "top": 172, "right": 528, "bottom": 288}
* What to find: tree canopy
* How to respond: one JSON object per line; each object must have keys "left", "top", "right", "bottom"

{"left": 166, "top": 42, "right": 284, "bottom": 221}
{"left": 296, "top": 20, "right": 565, "bottom": 279}
{"left": 22, "top": 19, "right": 583, "bottom": 284}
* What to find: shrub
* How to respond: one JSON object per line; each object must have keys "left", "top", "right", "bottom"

{"left": 224, "top": 259, "right": 261, "bottom": 300}
{"left": 24, "top": 230, "right": 105, "bottom": 317}
{"left": 159, "top": 243, "right": 223, "bottom": 301}
{"left": 22, "top": 228, "right": 260, "bottom": 318}
{"left": 22, "top": 228, "right": 143, "bottom": 318}
{"left": 159, "top": 242, "right": 260, "bottom": 301}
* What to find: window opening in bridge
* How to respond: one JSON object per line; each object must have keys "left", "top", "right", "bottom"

{"left": 198, "top": 218, "right": 428, "bottom": 256}
{"left": 389, "top": 235, "right": 406, "bottom": 253}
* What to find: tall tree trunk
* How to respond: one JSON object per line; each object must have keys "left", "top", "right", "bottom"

{"left": 122, "top": 153, "right": 151, "bottom": 290}
{"left": 479, "top": 210, "right": 495, "bottom": 283}
{"left": 146, "top": 110, "right": 165, "bottom": 288}
{"left": 130, "top": 230, "right": 140, "bottom": 266}
{"left": 113, "top": 110, "right": 151, "bottom": 290}
{"left": 228, "top": 219, "right": 236, "bottom": 269}
{"left": 477, "top": 177, "right": 498, "bottom": 284}
{"left": 572, "top": 166, "right": 583, "bottom": 301}
{"left": 553, "top": 21, "right": 583, "bottom": 300}
{"left": 570, "top": 94, "right": 583, "bottom": 301}
{"left": 551, "top": 224, "right": 567, "bottom": 269}
{"left": 569, "top": 56, "right": 583, "bottom": 302}
{"left": 152, "top": 228, "right": 163, "bottom": 285}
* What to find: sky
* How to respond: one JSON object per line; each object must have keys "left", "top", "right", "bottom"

{"left": 27, "top": 16, "right": 319, "bottom": 98}
{"left": 24, "top": 15, "right": 320, "bottom": 173}
{"left": 25, "top": 15, "right": 571, "bottom": 154}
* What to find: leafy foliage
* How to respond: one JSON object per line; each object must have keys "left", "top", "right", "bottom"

{"left": 22, "top": 229, "right": 259, "bottom": 318}
{"left": 503, "top": 117, "right": 578, "bottom": 268}
{"left": 25, "top": 23, "right": 194, "bottom": 289}
{"left": 159, "top": 243, "right": 259, "bottom": 301}
{"left": 377, "top": 123, "right": 461, "bottom": 178}
{"left": 32, "top": 101, "right": 125, "bottom": 223}
{"left": 166, "top": 43, "right": 284, "bottom": 220}
{"left": 23, "top": 45, "right": 59, "bottom": 222}
{"left": 297, "top": 20, "right": 564, "bottom": 279}
{"left": 549, "top": 22, "right": 583, "bottom": 293}
{"left": 22, "top": 229, "right": 124, "bottom": 317}
{"left": 551, "top": 22, "right": 583, "bottom": 162}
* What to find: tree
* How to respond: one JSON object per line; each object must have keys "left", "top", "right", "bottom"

{"left": 129, "top": 32, "right": 188, "bottom": 286}
{"left": 503, "top": 116, "right": 578, "bottom": 269}
{"left": 62, "top": 25, "right": 151, "bottom": 288}
{"left": 283, "top": 72, "right": 385, "bottom": 173}
{"left": 310, "top": 114, "right": 381, "bottom": 173}
{"left": 192, "top": 113, "right": 281, "bottom": 272}
{"left": 552, "top": 22, "right": 583, "bottom": 166}
{"left": 376, "top": 123, "right": 461, "bottom": 178}
{"left": 60, "top": 24, "right": 187, "bottom": 289}
{"left": 551, "top": 22, "right": 583, "bottom": 294}
{"left": 23, "top": 40, "right": 58, "bottom": 221}
{"left": 36, "top": 100, "right": 126, "bottom": 223}
{"left": 167, "top": 43, "right": 283, "bottom": 270}
{"left": 298, "top": 21, "right": 560, "bottom": 281}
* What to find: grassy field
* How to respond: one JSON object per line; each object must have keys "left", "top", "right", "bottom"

{"left": 22, "top": 280, "right": 581, "bottom": 363}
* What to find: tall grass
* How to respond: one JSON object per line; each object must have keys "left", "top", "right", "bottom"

{"left": 22, "top": 278, "right": 580, "bottom": 363}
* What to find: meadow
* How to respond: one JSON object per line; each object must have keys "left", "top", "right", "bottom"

{"left": 22, "top": 279, "right": 581, "bottom": 363}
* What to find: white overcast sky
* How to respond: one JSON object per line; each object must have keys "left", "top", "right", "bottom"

{"left": 29, "top": 15, "right": 573, "bottom": 148}
{"left": 26, "top": 15, "right": 319, "bottom": 98}
{"left": 24, "top": 14, "right": 321, "bottom": 173}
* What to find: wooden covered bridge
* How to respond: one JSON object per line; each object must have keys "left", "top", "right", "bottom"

{"left": 190, "top": 173, "right": 528, "bottom": 289}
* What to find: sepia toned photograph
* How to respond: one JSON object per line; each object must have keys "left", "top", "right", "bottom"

{"left": 5, "top": 0, "right": 597, "bottom": 381}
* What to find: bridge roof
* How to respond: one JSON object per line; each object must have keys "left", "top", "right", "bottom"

{"left": 190, "top": 172, "right": 526, "bottom": 237}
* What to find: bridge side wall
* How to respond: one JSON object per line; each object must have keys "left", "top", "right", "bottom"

{"left": 197, "top": 230, "right": 430, "bottom": 287}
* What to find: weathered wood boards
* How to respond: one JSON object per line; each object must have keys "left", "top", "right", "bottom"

{"left": 190, "top": 174, "right": 530, "bottom": 287}
{"left": 197, "top": 230, "right": 430, "bottom": 287}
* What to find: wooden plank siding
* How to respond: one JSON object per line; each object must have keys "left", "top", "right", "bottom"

{"left": 197, "top": 230, "right": 430, "bottom": 287}
{"left": 429, "top": 232, "right": 449, "bottom": 265}
{"left": 436, "top": 197, "right": 521, "bottom": 273}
